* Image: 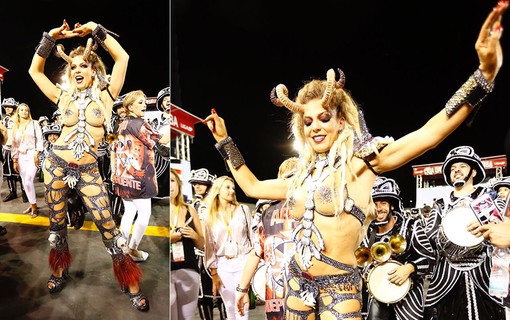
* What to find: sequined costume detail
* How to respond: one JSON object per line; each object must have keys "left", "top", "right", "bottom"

{"left": 286, "top": 255, "right": 362, "bottom": 319}
{"left": 62, "top": 88, "right": 96, "bottom": 160}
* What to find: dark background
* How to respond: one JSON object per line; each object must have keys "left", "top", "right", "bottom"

{"left": 173, "top": 0, "right": 510, "bottom": 207}
{"left": 0, "top": 0, "right": 170, "bottom": 118}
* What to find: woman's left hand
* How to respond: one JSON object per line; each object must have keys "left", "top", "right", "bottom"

{"left": 179, "top": 226, "right": 196, "bottom": 240}
{"left": 34, "top": 155, "right": 40, "bottom": 168}
{"left": 71, "top": 22, "right": 98, "bottom": 37}
{"left": 475, "top": 1, "right": 509, "bottom": 82}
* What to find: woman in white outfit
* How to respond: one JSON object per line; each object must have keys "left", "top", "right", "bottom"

{"left": 205, "top": 175, "right": 252, "bottom": 320}
{"left": 11, "top": 103, "right": 43, "bottom": 218}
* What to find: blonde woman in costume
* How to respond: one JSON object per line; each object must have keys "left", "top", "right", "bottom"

{"left": 204, "top": 3, "right": 507, "bottom": 318}
{"left": 204, "top": 176, "right": 253, "bottom": 320}
{"left": 11, "top": 103, "right": 44, "bottom": 218}
{"left": 28, "top": 19, "right": 149, "bottom": 311}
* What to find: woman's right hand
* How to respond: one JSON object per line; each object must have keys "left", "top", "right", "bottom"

{"left": 12, "top": 161, "right": 19, "bottom": 173}
{"left": 211, "top": 273, "right": 223, "bottom": 296}
{"left": 203, "top": 109, "right": 229, "bottom": 142}
{"left": 48, "top": 19, "right": 74, "bottom": 40}
{"left": 235, "top": 291, "right": 249, "bottom": 316}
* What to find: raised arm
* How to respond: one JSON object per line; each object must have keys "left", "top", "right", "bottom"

{"left": 203, "top": 109, "right": 289, "bottom": 200}
{"left": 71, "top": 22, "right": 129, "bottom": 99}
{"left": 372, "top": 2, "right": 508, "bottom": 174}
{"left": 28, "top": 20, "right": 74, "bottom": 104}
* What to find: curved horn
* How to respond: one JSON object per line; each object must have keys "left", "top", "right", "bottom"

{"left": 335, "top": 68, "right": 346, "bottom": 89}
{"left": 320, "top": 68, "right": 336, "bottom": 107}
{"left": 273, "top": 84, "right": 304, "bottom": 113}
{"left": 270, "top": 87, "right": 283, "bottom": 106}
{"left": 55, "top": 44, "right": 73, "bottom": 64}
{"left": 83, "top": 38, "right": 93, "bottom": 61}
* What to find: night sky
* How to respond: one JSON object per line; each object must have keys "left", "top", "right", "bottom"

{"left": 0, "top": 0, "right": 170, "bottom": 117}
{"left": 173, "top": 0, "right": 510, "bottom": 206}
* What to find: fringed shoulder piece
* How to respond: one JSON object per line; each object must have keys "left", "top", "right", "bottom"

{"left": 352, "top": 108, "right": 394, "bottom": 159}
{"left": 354, "top": 136, "right": 394, "bottom": 159}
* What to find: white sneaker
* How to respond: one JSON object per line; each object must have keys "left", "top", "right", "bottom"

{"left": 129, "top": 250, "right": 149, "bottom": 262}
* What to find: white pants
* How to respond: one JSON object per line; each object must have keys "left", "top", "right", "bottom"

{"left": 171, "top": 268, "right": 200, "bottom": 320}
{"left": 217, "top": 255, "right": 249, "bottom": 320}
{"left": 120, "top": 198, "right": 152, "bottom": 250}
{"left": 18, "top": 150, "right": 38, "bottom": 204}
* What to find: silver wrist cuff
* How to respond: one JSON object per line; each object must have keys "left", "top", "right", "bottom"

{"left": 215, "top": 136, "right": 245, "bottom": 171}
{"left": 445, "top": 69, "right": 494, "bottom": 117}
{"left": 35, "top": 32, "right": 56, "bottom": 58}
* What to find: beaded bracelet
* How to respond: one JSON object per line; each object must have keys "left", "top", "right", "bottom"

{"left": 236, "top": 284, "right": 249, "bottom": 293}
{"left": 215, "top": 136, "right": 245, "bottom": 171}
{"left": 92, "top": 24, "right": 119, "bottom": 52}
{"left": 445, "top": 69, "right": 494, "bottom": 117}
{"left": 35, "top": 32, "right": 56, "bottom": 58}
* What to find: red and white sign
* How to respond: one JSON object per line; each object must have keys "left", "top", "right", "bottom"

{"left": 170, "top": 103, "right": 203, "bottom": 138}
{"left": 0, "top": 65, "right": 9, "bottom": 81}
{"left": 412, "top": 155, "right": 507, "bottom": 177}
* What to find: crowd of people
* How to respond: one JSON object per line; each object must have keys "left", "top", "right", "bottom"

{"left": 169, "top": 2, "right": 510, "bottom": 320}
{"left": 0, "top": 2, "right": 506, "bottom": 320}
{"left": 0, "top": 19, "right": 170, "bottom": 313}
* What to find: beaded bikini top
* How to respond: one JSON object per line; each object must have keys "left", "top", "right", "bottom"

{"left": 291, "top": 154, "right": 366, "bottom": 270}
{"left": 62, "top": 88, "right": 97, "bottom": 160}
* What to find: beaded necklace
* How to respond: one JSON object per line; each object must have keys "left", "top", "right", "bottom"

{"left": 292, "top": 153, "right": 340, "bottom": 270}
{"left": 63, "top": 88, "right": 96, "bottom": 160}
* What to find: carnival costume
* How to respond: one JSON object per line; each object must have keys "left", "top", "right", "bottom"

{"left": 35, "top": 31, "right": 146, "bottom": 310}
{"left": 213, "top": 60, "right": 498, "bottom": 318}
{"left": 214, "top": 68, "right": 394, "bottom": 319}
{"left": 424, "top": 146, "right": 505, "bottom": 320}
{"left": 360, "top": 177, "right": 435, "bottom": 320}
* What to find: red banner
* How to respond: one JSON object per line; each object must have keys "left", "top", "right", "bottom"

{"left": 412, "top": 155, "right": 508, "bottom": 177}
{"left": 170, "top": 103, "right": 203, "bottom": 138}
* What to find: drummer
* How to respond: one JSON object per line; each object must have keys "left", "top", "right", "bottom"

{"left": 360, "top": 177, "right": 434, "bottom": 320}
{"left": 424, "top": 146, "right": 506, "bottom": 320}
{"left": 491, "top": 176, "right": 510, "bottom": 213}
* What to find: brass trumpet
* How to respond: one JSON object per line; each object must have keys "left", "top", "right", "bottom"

{"left": 105, "top": 133, "right": 118, "bottom": 143}
{"left": 389, "top": 234, "right": 407, "bottom": 254}
{"left": 370, "top": 241, "right": 392, "bottom": 263}
{"left": 355, "top": 246, "right": 373, "bottom": 267}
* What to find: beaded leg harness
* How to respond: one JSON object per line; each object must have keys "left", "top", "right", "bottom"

{"left": 44, "top": 149, "right": 141, "bottom": 288}
{"left": 286, "top": 255, "right": 362, "bottom": 319}
{"left": 44, "top": 150, "right": 117, "bottom": 240}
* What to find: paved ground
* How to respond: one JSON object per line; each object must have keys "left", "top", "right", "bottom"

{"left": 0, "top": 179, "right": 169, "bottom": 320}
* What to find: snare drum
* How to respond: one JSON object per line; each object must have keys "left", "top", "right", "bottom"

{"left": 366, "top": 260, "right": 411, "bottom": 304}
{"left": 438, "top": 206, "right": 484, "bottom": 260}
{"left": 251, "top": 263, "right": 268, "bottom": 301}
